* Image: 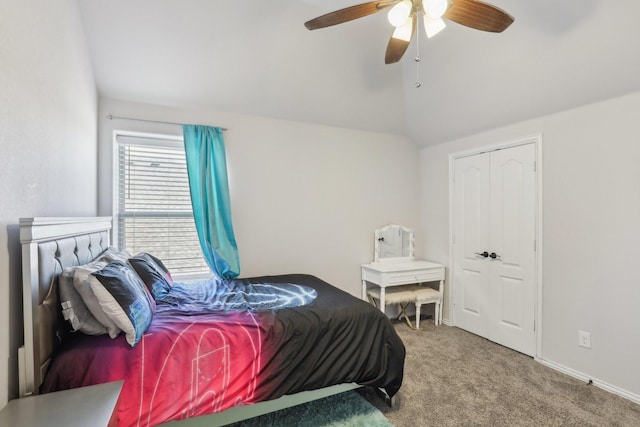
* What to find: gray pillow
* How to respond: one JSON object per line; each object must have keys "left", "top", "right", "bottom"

{"left": 59, "top": 267, "right": 108, "bottom": 336}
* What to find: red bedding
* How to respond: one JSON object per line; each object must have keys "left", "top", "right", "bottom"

{"left": 42, "top": 274, "right": 405, "bottom": 426}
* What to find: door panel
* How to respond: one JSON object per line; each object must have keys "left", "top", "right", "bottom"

{"left": 490, "top": 144, "right": 535, "bottom": 355}
{"left": 499, "top": 159, "right": 524, "bottom": 265}
{"left": 462, "top": 269, "right": 482, "bottom": 315}
{"left": 498, "top": 275, "right": 523, "bottom": 327}
{"left": 463, "top": 166, "right": 483, "bottom": 260}
{"left": 453, "top": 154, "right": 490, "bottom": 338}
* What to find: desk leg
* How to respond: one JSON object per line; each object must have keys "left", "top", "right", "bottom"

{"left": 379, "top": 287, "right": 386, "bottom": 315}
{"left": 438, "top": 279, "right": 444, "bottom": 325}
{"left": 362, "top": 280, "right": 367, "bottom": 301}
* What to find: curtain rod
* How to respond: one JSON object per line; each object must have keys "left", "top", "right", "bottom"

{"left": 106, "top": 114, "right": 228, "bottom": 131}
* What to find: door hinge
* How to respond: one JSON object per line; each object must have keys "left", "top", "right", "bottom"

{"left": 533, "top": 161, "right": 537, "bottom": 172}
{"left": 534, "top": 239, "right": 537, "bottom": 252}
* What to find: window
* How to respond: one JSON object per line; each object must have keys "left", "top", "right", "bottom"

{"left": 114, "top": 132, "right": 209, "bottom": 277}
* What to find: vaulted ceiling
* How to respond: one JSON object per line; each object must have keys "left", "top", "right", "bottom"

{"left": 79, "top": 0, "right": 640, "bottom": 146}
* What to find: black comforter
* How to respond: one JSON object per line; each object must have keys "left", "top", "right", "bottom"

{"left": 43, "top": 274, "right": 405, "bottom": 426}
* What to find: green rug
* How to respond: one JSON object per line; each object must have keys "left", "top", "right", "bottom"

{"left": 226, "top": 391, "right": 394, "bottom": 427}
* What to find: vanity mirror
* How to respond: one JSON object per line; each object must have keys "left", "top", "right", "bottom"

{"left": 374, "top": 224, "right": 414, "bottom": 263}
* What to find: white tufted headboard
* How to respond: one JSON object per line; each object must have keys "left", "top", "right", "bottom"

{"left": 19, "top": 217, "right": 112, "bottom": 397}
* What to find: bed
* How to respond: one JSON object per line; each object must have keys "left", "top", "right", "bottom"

{"left": 18, "top": 217, "right": 405, "bottom": 426}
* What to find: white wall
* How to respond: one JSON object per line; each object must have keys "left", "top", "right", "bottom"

{"left": 0, "top": 0, "right": 97, "bottom": 407}
{"left": 98, "top": 98, "right": 421, "bottom": 297}
{"left": 420, "top": 91, "right": 640, "bottom": 399}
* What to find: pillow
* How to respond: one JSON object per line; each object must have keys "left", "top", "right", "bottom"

{"left": 98, "top": 246, "right": 132, "bottom": 263}
{"left": 128, "top": 253, "right": 173, "bottom": 301}
{"left": 59, "top": 267, "right": 108, "bottom": 336}
{"left": 71, "top": 259, "right": 122, "bottom": 338}
{"left": 90, "top": 261, "right": 155, "bottom": 347}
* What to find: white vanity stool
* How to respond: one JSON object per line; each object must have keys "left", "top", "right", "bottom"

{"left": 361, "top": 225, "right": 445, "bottom": 329}
{"left": 367, "top": 284, "right": 442, "bottom": 329}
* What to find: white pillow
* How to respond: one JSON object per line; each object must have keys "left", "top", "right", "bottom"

{"left": 72, "top": 259, "right": 122, "bottom": 338}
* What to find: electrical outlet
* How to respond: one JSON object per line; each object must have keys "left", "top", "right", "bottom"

{"left": 578, "top": 330, "right": 591, "bottom": 349}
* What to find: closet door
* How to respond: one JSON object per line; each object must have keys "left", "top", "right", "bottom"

{"left": 453, "top": 143, "right": 536, "bottom": 356}
{"left": 452, "top": 153, "right": 491, "bottom": 338}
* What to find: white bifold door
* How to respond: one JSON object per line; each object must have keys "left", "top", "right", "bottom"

{"left": 452, "top": 143, "right": 536, "bottom": 356}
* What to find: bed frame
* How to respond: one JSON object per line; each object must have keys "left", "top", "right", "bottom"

{"left": 18, "top": 217, "right": 359, "bottom": 425}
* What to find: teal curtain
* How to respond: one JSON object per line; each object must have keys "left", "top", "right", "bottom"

{"left": 183, "top": 125, "right": 240, "bottom": 279}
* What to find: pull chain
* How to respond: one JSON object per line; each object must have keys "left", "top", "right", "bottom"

{"left": 415, "top": 15, "right": 422, "bottom": 88}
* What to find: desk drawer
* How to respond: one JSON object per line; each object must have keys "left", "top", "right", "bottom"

{"left": 385, "top": 270, "right": 443, "bottom": 285}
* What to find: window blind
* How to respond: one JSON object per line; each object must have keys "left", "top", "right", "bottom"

{"left": 116, "top": 135, "right": 209, "bottom": 276}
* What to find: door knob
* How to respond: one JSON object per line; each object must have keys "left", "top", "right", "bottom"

{"left": 475, "top": 251, "right": 489, "bottom": 258}
{"left": 489, "top": 252, "right": 501, "bottom": 259}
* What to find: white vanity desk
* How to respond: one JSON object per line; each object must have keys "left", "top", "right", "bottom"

{"left": 361, "top": 225, "right": 445, "bottom": 327}
{"left": 361, "top": 260, "right": 445, "bottom": 324}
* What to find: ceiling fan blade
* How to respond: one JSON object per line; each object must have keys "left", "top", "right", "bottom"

{"left": 305, "top": 1, "right": 400, "bottom": 30}
{"left": 385, "top": 13, "right": 416, "bottom": 64}
{"left": 445, "top": 0, "right": 514, "bottom": 33}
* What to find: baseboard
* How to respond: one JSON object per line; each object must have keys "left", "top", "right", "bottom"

{"left": 536, "top": 357, "right": 640, "bottom": 405}
{"left": 442, "top": 324, "right": 640, "bottom": 404}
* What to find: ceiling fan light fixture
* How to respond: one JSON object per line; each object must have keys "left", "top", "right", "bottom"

{"left": 392, "top": 18, "right": 413, "bottom": 41}
{"left": 387, "top": 0, "right": 413, "bottom": 27}
{"left": 304, "top": 0, "right": 514, "bottom": 64}
{"left": 424, "top": 15, "right": 446, "bottom": 38}
{"left": 423, "top": 0, "right": 449, "bottom": 20}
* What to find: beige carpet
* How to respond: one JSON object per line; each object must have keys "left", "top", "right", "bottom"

{"left": 359, "top": 321, "right": 640, "bottom": 426}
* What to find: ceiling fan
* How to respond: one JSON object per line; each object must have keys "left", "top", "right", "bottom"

{"left": 304, "top": 0, "right": 514, "bottom": 64}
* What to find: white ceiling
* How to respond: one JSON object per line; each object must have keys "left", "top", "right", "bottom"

{"left": 79, "top": 0, "right": 640, "bottom": 146}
